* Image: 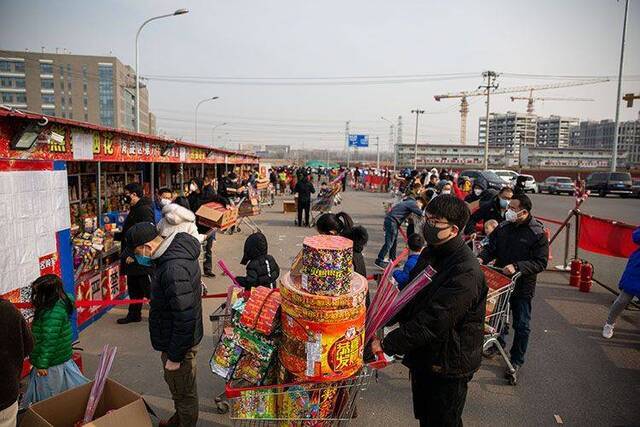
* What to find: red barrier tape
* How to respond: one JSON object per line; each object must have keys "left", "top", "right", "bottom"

{"left": 536, "top": 216, "right": 565, "bottom": 226}
{"left": 12, "top": 292, "right": 227, "bottom": 310}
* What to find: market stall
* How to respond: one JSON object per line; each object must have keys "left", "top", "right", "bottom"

{"left": 0, "top": 108, "right": 258, "bottom": 332}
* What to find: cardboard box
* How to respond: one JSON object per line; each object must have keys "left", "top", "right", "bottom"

{"left": 283, "top": 199, "right": 297, "bottom": 213}
{"left": 196, "top": 202, "right": 239, "bottom": 230}
{"left": 20, "top": 378, "right": 152, "bottom": 427}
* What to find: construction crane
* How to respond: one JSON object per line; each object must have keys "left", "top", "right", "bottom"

{"left": 510, "top": 95, "right": 594, "bottom": 114}
{"left": 434, "top": 78, "right": 608, "bottom": 145}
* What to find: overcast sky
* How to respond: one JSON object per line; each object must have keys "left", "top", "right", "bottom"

{"left": 1, "top": 0, "right": 639, "bottom": 152}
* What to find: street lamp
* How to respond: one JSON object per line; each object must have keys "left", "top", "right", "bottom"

{"left": 411, "top": 109, "right": 425, "bottom": 170}
{"left": 195, "top": 96, "right": 219, "bottom": 144}
{"left": 211, "top": 122, "right": 228, "bottom": 146}
{"left": 135, "top": 8, "right": 189, "bottom": 132}
{"left": 381, "top": 116, "right": 395, "bottom": 171}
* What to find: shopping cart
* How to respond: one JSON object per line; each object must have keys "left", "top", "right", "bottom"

{"left": 481, "top": 265, "right": 521, "bottom": 385}
{"left": 229, "top": 194, "right": 262, "bottom": 235}
{"left": 309, "top": 185, "right": 341, "bottom": 226}
{"left": 224, "top": 366, "right": 375, "bottom": 426}
{"left": 209, "top": 301, "right": 235, "bottom": 413}
{"left": 258, "top": 184, "right": 275, "bottom": 207}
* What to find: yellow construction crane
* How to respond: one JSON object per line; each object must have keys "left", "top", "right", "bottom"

{"left": 510, "top": 94, "right": 594, "bottom": 114}
{"left": 434, "top": 78, "right": 608, "bottom": 145}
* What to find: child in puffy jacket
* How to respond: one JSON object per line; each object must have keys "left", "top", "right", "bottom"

{"left": 236, "top": 232, "right": 280, "bottom": 290}
{"left": 393, "top": 233, "right": 425, "bottom": 290}
{"left": 22, "top": 274, "right": 88, "bottom": 406}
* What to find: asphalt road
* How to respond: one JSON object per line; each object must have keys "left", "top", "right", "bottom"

{"left": 78, "top": 189, "right": 639, "bottom": 426}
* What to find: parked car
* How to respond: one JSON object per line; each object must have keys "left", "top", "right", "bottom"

{"left": 539, "top": 176, "right": 575, "bottom": 195}
{"left": 632, "top": 179, "right": 640, "bottom": 198}
{"left": 458, "top": 169, "right": 505, "bottom": 191}
{"left": 585, "top": 172, "right": 633, "bottom": 197}
{"left": 519, "top": 174, "right": 538, "bottom": 193}
{"left": 492, "top": 169, "right": 519, "bottom": 186}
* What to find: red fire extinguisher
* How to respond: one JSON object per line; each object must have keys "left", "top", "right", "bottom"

{"left": 569, "top": 259, "right": 582, "bottom": 287}
{"left": 579, "top": 261, "right": 593, "bottom": 293}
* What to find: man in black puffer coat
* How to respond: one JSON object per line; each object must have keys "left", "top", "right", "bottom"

{"left": 236, "top": 232, "right": 280, "bottom": 290}
{"left": 293, "top": 174, "right": 315, "bottom": 227}
{"left": 115, "top": 182, "right": 155, "bottom": 324}
{"left": 126, "top": 223, "right": 202, "bottom": 427}
{"left": 373, "top": 195, "right": 487, "bottom": 427}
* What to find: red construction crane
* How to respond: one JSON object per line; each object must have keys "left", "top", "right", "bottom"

{"left": 434, "top": 78, "right": 608, "bottom": 145}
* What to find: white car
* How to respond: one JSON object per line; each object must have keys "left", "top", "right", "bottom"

{"left": 492, "top": 169, "right": 519, "bottom": 186}
{"left": 520, "top": 174, "right": 538, "bottom": 193}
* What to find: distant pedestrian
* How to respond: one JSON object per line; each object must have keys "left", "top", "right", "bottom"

{"left": 0, "top": 297, "right": 33, "bottom": 425}
{"left": 293, "top": 174, "right": 315, "bottom": 227}
{"left": 375, "top": 196, "right": 426, "bottom": 269}
{"left": 602, "top": 226, "right": 640, "bottom": 339}
{"left": 126, "top": 223, "right": 203, "bottom": 427}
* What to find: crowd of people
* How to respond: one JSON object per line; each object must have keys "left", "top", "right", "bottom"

{"left": 2, "top": 162, "right": 637, "bottom": 427}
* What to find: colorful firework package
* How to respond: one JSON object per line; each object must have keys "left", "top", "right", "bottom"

{"left": 239, "top": 286, "right": 282, "bottom": 336}
{"left": 300, "top": 235, "right": 353, "bottom": 295}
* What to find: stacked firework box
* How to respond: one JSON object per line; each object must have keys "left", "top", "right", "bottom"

{"left": 212, "top": 235, "right": 369, "bottom": 421}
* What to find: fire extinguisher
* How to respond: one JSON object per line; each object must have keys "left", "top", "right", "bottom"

{"left": 569, "top": 259, "right": 582, "bottom": 287}
{"left": 579, "top": 261, "right": 593, "bottom": 293}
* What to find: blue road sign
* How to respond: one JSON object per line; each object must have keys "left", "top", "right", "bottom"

{"left": 348, "top": 134, "right": 369, "bottom": 148}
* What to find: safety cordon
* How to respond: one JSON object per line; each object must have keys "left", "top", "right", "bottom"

{"left": 11, "top": 292, "right": 228, "bottom": 310}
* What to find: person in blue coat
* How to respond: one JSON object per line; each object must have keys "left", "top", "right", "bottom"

{"left": 603, "top": 226, "right": 640, "bottom": 339}
{"left": 392, "top": 233, "right": 425, "bottom": 290}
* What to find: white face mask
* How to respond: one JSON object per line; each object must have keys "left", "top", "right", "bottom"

{"left": 189, "top": 183, "right": 198, "bottom": 192}
{"left": 441, "top": 190, "right": 451, "bottom": 195}
{"left": 474, "top": 188, "right": 483, "bottom": 196}
{"left": 160, "top": 198, "right": 171, "bottom": 207}
{"left": 505, "top": 209, "right": 520, "bottom": 222}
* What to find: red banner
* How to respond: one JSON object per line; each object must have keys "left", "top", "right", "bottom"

{"left": 578, "top": 214, "right": 638, "bottom": 258}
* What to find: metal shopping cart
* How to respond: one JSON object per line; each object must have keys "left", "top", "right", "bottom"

{"left": 309, "top": 185, "right": 341, "bottom": 227}
{"left": 209, "top": 301, "right": 235, "bottom": 413}
{"left": 224, "top": 366, "right": 375, "bottom": 426}
{"left": 481, "top": 265, "right": 521, "bottom": 385}
{"left": 257, "top": 184, "right": 275, "bottom": 207}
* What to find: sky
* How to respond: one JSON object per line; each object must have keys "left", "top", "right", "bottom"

{"left": 1, "top": 0, "right": 639, "bottom": 153}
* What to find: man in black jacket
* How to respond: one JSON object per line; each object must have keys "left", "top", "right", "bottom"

{"left": 478, "top": 193, "right": 548, "bottom": 376}
{"left": 373, "top": 195, "right": 487, "bottom": 427}
{"left": 116, "top": 182, "right": 155, "bottom": 324}
{"left": 463, "top": 186, "right": 513, "bottom": 235}
{"left": 293, "top": 173, "right": 315, "bottom": 227}
{"left": 126, "top": 223, "right": 203, "bottom": 427}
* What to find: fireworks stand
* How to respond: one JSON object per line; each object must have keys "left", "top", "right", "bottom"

{"left": 0, "top": 108, "right": 258, "bottom": 335}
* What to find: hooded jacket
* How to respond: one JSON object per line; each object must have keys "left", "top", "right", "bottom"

{"left": 382, "top": 236, "right": 487, "bottom": 378}
{"left": 464, "top": 194, "right": 506, "bottom": 235}
{"left": 149, "top": 232, "right": 203, "bottom": 363}
{"left": 236, "top": 233, "right": 280, "bottom": 290}
{"left": 464, "top": 182, "right": 487, "bottom": 204}
{"left": 157, "top": 203, "right": 205, "bottom": 243}
{"left": 294, "top": 177, "right": 315, "bottom": 203}
{"left": 117, "top": 196, "right": 155, "bottom": 276}
{"left": 619, "top": 227, "right": 640, "bottom": 297}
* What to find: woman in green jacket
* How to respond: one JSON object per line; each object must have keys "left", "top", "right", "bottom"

{"left": 21, "top": 274, "right": 88, "bottom": 406}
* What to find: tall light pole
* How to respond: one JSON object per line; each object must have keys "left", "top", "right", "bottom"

{"left": 345, "top": 121, "right": 351, "bottom": 168}
{"left": 381, "top": 116, "right": 396, "bottom": 171}
{"left": 375, "top": 136, "right": 380, "bottom": 170}
{"left": 411, "top": 109, "right": 425, "bottom": 170}
{"left": 479, "top": 71, "right": 499, "bottom": 170}
{"left": 211, "top": 122, "right": 228, "bottom": 146}
{"left": 195, "top": 96, "right": 219, "bottom": 144}
{"left": 135, "top": 8, "right": 188, "bottom": 132}
{"left": 611, "top": 0, "right": 629, "bottom": 172}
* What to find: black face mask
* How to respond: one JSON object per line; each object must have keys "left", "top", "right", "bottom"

{"left": 121, "top": 195, "right": 132, "bottom": 204}
{"left": 423, "top": 222, "right": 453, "bottom": 246}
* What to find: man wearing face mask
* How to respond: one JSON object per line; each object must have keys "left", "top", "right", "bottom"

{"left": 372, "top": 195, "right": 487, "bottom": 427}
{"left": 463, "top": 186, "right": 513, "bottom": 236}
{"left": 114, "top": 183, "right": 155, "bottom": 325}
{"left": 154, "top": 188, "right": 174, "bottom": 224}
{"left": 464, "top": 182, "right": 486, "bottom": 204}
{"left": 124, "top": 222, "right": 202, "bottom": 427}
{"left": 478, "top": 193, "right": 549, "bottom": 379}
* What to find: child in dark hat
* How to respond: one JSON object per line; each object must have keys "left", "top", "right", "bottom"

{"left": 236, "top": 232, "right": 280, "bottom": 290}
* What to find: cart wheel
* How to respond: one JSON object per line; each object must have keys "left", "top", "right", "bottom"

{"left": 507, "top": 371, "right": 518, "bottom": 386}
{"left": 216, "top": 401, "right": 230, "bottom": 414}
{"left": 236, "top": 226, "right": 242, "bottom": 233}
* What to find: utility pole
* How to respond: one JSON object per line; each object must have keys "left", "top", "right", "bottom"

{"left": 611, "top": 0, "right": 629, "bottom": 172}
{"left": 479, "top": 71, "right": 499, "bottom": 170}
{"left": 411, "top": 109, "right": 425, "bottom": 170}
{"left": 375, "top": 136, "right": 381, "bottom": 169}
{"left": 345, "top": 121, "right": 351, "bottom": 168}
{"left": 396, "top": 115, "right": 402, "bottom": 171}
